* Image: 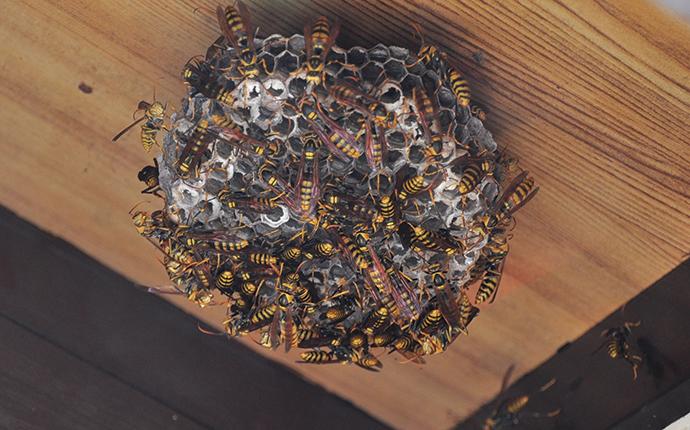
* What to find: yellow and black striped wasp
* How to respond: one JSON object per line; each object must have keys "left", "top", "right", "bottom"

{"left": 303, "top": 16, "right": 340, "bottom": 86}
{"left": 293, "top": 132, "right": 322, "bottom": 219}
{"left": 215, "top": 2, "right": 268, "bottom": 80}
{"left": 483, "top": 365, "right": 561, "bottom": 430}
{"left": 137, "top": 159, "right": 163, "bottom": 198}
{"left": 595, "top": 320, "right": 643, "bottom": 380}
{"left": 112, "top": 100, "right": 166, "bottom": 152}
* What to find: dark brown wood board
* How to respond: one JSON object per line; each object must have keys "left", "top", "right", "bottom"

{"left": 455, "top": 259, "right": 690, "bottom": 430}
{"left": 0, "top": 1, "right": 689, "bottom": 428}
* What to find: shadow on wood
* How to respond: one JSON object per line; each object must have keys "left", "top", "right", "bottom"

{"left": 0, "top": 206, "right": 388, "bottom": 430}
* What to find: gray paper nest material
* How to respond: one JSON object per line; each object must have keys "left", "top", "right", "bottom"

{"left": 151, "top": 26, "right": 518, "bottom": 363}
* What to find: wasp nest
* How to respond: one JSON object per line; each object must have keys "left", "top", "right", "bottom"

{"left": 127, "top": 3, "right": 537, "bottom": 370}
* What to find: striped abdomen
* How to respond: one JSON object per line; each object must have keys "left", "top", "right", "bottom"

{"left": 398, "top": 175, "right": 425, "bottom": 200}
{"left": 208, "top": 238, "right": 249, "bottom": 252}
{"left": 458, "top": 165, "right": 482, "bottom": 194}
{"left": 329, "top": 132, "right": 361, "bottom": 158}
{"left": 140, "top": 126, "right": 158, "bottom": 152}
{"left": 378, "top": 195, "right": 397, "bottom": 232}
{"left": 419, "top": 309, "right": 443, "bottom": 334}
{"left": 475, "top": 265, "right": 501, "bottom": 304}
{"left": 299, "top": 350, "right": 337, "bottom": 364}
{"left": 215, "top": 270, "right": 234, "bottom": 290}
{"left": 448, "top": 66, "right": 470, "bottom": 108}
{"left": 250, "top": 303, "right": 277, "bottom": 325}
{"left": 249, "top": 253, "right": 278, "bottom": 266}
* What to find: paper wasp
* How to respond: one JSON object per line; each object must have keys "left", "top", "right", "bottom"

{"left": 137, "top": 159, "right": 163, "bottom": 198}
{"left": 303, "top": 16, "right": 340, "bottom": 86}
{"left": 483, "top": 366, "right": 560, "bottom": 430}
{"left": 216, "top": 2, "right": 269, "bottom": 80}
{"left": 112, "top": 100, "right": 166, "bottom": 152}
{"left": 596, "top": 321, "right": 643, "bottom": 380}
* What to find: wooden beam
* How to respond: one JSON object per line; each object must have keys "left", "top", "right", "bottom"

{"left": 0, "top": 206, "right": 388, "bottom": 430}
{"left": 0, "top": 317, "right": 207, "bottom": 430}
{"left": 455, "top": 259, "right": 690, "bottom": 430}
{"left": 0, "top": 1, "right": 688, "bottom": 428}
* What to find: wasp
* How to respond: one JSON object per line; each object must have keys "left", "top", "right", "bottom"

{"left": 424, "top": 134, "right": 446, "bottom": 160}
{"left": 412, "top": 86, "right": 437, "bottom": 142}
{"left": 426, "top": 263, "right": 461, "bottom": 329}
{"left": 328, "top": 81, "right": 390, "bottom": 170}
{"left": 249, "top": 302, "right": 277, "bottom": 329}
{"left": 383, "top": 257, "right": 423, "bottom": 323}
{"left": 459, "top": 291, "right": 479, "bottom": 333}
{"left": 372, "top": 329, "right": 395, "bottom": 347}
{"left": 249, "top": 252, "right": 278, "bottom": 266}
{"left": 315, "top": 241, "right": 337, "bottom": 257}
{"left": 217, "top": 190, "right": 279, "bottom": 213}
{"left": 187, "top": 288, "right": 214, "bottom": 308}
{"left": 336, "top": 234, "right": 369, "bottom": 271}
{"left": 183, "top": 58, "right": 236, "bottom": 105}
{"left": 215, "top": 269, "right": 234, "bottom": 292}
{"left": 294, "top": 132, "right": 322, "bottom": 218}
{"left": 177, "top": 119, "right": 215, "bottom": 178}
{"left": 266, "top": 291, "right": 299, "bottom": 352}
{"left": 300, "top": 98, "right": 363, "bottom": 161}
{"left": 407, "top": 23, "right": 444, "bottom": 70}
{"left": 390, "top": 333, "right": 426, "bottom": 364}
{"left": 456, "top": 161, "right": 493, "bottom": 195}
{"left": 296, "top": 328, "right": 332, "bottom": 348}
{"left": 280, "top": 246, "right": 302, "bottom": 262}
{"left": 112, "top": 100, "right": 166, "bottom": 152}
{"left": 130, "top": 208, "right": 171, "bottom": 239}
{"left": 137, "top": 159, "right": 163, "bottom": 198}
{"left": 446, "top": 65, "right": 471, "bottom": 108}
{"left": 355, "top": 352, "right": 383, "bottom": 372}
{"left": 192, "top": 232, "right": 250, "bottom": 253}
{"left": 258, "top": 161, "right": 299, "bottom": 213}
{"left": 362, "top": 306, "right": 390, "bottom": 335}
{"left": 322, "top": 192, "right": 382, "bottom": 225}
{"left": 216, "top": 2, "right": 268, "bottom": 80}
{"left": 398, "top": 222, "right": 461, "bottom": 255}
{"left": 483, "top": 368, "right": 560, "bottom": 430}
{"left": 303, "top": 16, "right": 340, "bottom": 86}
{"left": 298, "top": 350, "right": 340, "bottom": 364}
{"left": 489, "top": 171, "right": 539, "bottom": 227}
{"left": 214, "top": 120, "right": 280, "bottom": 157}
{"left": 377, "top": 194, "right": 398, "bottom": 234}
{"left": 396, "top": 163, "right": 443, "bottom": 201}
{"left": 596, "top": 321, "right": 643, "bottom": 380}
{"left": 323, "top": 304, "right": 353, "bottom": 324}
{"left": 475, "top": 258, "right": 506, "bottom": 305}
{"left": 418, "top": 308, "right": 444, "bottom": 335}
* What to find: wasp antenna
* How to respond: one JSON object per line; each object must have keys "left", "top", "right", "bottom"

{"left": 128, "top": 200, "right": 150, "bottom": 215}
{"left": 197, "top": 322, "right": 224, "bottom": 336}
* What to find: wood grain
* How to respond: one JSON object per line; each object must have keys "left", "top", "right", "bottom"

{"left": 1, "top": 1, "right": 689, "bottom": 429}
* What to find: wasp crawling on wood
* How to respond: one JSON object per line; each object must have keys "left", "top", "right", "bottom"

{"left": 596, "top": 320, "right": 643, "bottom": 380}
{"left": 483, "top": 365, "right": 561, "bottom": 430}
{"left": 112, "top": 100, "right": 166, "bottom": 152}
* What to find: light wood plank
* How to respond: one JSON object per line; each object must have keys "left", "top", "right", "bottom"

{"left": 1, "top": 1, "right": 688, "bottom": 428}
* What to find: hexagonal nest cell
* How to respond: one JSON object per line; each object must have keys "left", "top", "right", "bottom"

{"left": 126, "top": 3, "right": 538, "bottom": 370}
